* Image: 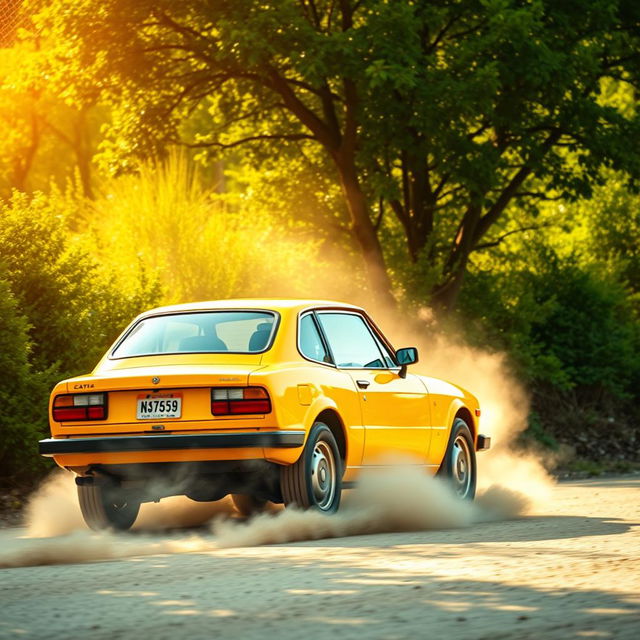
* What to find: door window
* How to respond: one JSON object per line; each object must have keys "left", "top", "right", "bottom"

{"left": 371, "top": 332, "right": 396, "bottom": 368}
{"left": 299, "top": 314, "right": 329, "bottom": 363}
{"left": 317, "top": 313, "right": 386, "bottom": 368}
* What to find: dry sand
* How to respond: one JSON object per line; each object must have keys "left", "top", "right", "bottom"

{"left": 0, "top": 476, "right": 638, "bottom": 640}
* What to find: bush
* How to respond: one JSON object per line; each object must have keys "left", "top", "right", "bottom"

{"left": 0, "top": 189, "right": 161, "bottom": 378}
{"left": 0, "top": 190, "right": 161, "bottom": 485}
{"left": 460, "top": 247, "right": 639, "bottom": 395}
{"left": 528, "top": 256, "right": 639, "bottom": 398}
{"left": 0, "top": 276, "right": 53, "bottom": 483}
{"left": 458, "top": 245, "right": 640, "bottom": 457}
{"left": 89, "top": 154, "right": 360, "bottom": 305}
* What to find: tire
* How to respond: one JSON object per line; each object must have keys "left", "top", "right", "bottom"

{"left": 280, "top": 422, "right": 342, "bottom": 514}
{"left": 77, "top": 483, "right": 140, "bottom": 531}
{"left": 231, "top": 494, "right": 267, "bottom": 517}
{"left": 438, "top": 417, "right": 477, "bottom": 500}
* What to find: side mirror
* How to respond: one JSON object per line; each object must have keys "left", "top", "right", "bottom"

{"left": 395, "top": 347, "right": 418, "bottom": 378}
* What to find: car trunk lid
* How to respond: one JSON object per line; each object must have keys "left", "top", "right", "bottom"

{"left": 52, "top": 363, "right": 269, "bottom": 435}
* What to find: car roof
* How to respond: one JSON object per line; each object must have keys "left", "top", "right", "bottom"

{"left": 138, "top": 299, "right": 364, "bottom": 317}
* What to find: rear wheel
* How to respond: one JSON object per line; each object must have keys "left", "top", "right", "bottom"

{"left": 280, "top": 422, "right": 342, "bottom": 514}
{"left": 77, "top": 483, "right": 140, "bottom": 531}
{"left": 438, "top": 418, "right": 477, "bottom": 500}
{"left": 231, "top": 494, "right": 267, "bottom": 517}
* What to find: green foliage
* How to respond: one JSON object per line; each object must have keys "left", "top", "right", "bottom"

{"left": 459, "top": 231, "right": 640, "bottom": 458}
{"left": 89, "top": 153, "right": 359, "bottom": 304}
{"left": 460, "top": 246, "right": 639, "bottom": 398}
{"left": 529, "top": 259, "right": 638, "bottom": 397}
{"left": 0, "top": 188, "right": 161, "bottom": 484}
{"left": 23, "top": 0, "right": 640, "bottom": 306}
{"left": 0, "top": 189, "right": 161, "bottom": 378}
{"left": 549, "top": 175, "right": 640, "bottom": 301}
{"left": 0, "top": 45, "right": 102, "bottom": 198}
{"left": 0, "top": 276, "right": 53, "bottom": 482}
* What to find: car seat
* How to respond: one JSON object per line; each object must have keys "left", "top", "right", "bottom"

{"left": 178, "top": 333, "right": 227, "bottom": 352}
{"left": 248, "top": 323, "right": 273, "bottom": 351}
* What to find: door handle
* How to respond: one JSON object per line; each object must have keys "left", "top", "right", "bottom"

{"left": 356, "top": 379, "right": 370, "bottom": 389}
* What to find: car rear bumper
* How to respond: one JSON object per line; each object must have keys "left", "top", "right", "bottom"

{"left": 39, "top": 431, "right": 306, "bottom": 456}
{"left": 476, "top": 434, "right": 491, "bottom": 451}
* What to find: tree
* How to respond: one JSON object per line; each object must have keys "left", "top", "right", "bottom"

{"left": 558, "top": 174, "right": 640, "bottom": 301}
{"left": 0, "top": 44, "right": 101, "bottom": 198}
{"left": 28, "top": 0, "right": 640, "bottom": 308}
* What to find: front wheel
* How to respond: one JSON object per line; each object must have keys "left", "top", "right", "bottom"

{"left": 77, "top": 483, "right": 140, "bottom": 531}
{"left": 438, "top": 418, "right": 477, "bottom": 500}
{"left": 280, "top": 422, "right": 342, "bottom": 514}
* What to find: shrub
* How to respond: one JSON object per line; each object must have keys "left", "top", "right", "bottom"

{"left": 0, "top": 190, "right": 161, "bottom": 485}
{"left": 89, "top": 154, "right": 359, "bottom": 305}
{"left": 0, "top": 189, "right": 161, "bottom": 378}
{"left": 460, "top": 247, "right": 639, "bottom": 398}
{"left": 458, "top": 245, "right": 640, "bottom": 456}
{"left": 0, "top": 276, "right": 53, "bottom": 483}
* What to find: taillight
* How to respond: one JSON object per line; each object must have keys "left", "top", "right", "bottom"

{"left": 52, "top": 393, "right": 107, "bottom": 422}
{"left": 211, "top": 387, "right": 271, "bottom": 416}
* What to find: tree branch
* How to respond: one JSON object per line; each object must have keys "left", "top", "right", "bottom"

{"left": 183, "top": 133, "right": 314, "bottom": 149}
{"left": 472, "top": 128, "right": 563, "bottom": 243}
{"left": 425, "top": 12, "right": 464, "bottom": 54}
{"left": 473, "top": 224, "right": 552, "bottom": 251}
{"left": 265, "top": 67, "right": 339, "bottom": 150}
{"left": 513, "top": 191, "right": 564, "bottom": 201}
{"left": 150, "top": 11, "right": 210, "bottom": 43}
{"left": 300, "top": 0, "right": 321, "bottom": 29}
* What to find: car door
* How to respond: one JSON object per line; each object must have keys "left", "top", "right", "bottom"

{"left": 315, "top": 311, "right": 431, "bottom": 466}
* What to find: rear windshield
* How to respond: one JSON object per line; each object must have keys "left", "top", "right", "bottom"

{"left": 111, "top": 311, "right": 277, "bottom": 358}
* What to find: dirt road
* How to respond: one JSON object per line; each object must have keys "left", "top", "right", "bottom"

{"left": 1, "top": 477, "right": 639, "bottom": 640}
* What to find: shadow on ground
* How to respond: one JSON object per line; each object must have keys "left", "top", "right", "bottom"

{"left": 1, "top": 535, "right": 638, "bottom": 640}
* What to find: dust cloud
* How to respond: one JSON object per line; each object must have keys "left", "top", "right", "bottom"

{"left": 22, "top": 471, "right": 236, "bottom": 537}
{"left": 1, "top": 467, "right": 529, "bottom": 569}
{"left": 0, "top": 529, "right": 215, "bottom": 569}
{"left": 24, "top": 471, "right": 86, "bottom": 537}
{"left": 213, "top": 467, "right": 529, "bottom": 549}
{"left": 373, "top": 307, "right": 554, "bottom": 504}
{"left": 135, "top": 495, "right": 236, "bottom": 530}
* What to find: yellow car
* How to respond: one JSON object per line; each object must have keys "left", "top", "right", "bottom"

{"left": 39, "top": 299, "right": 490, "bottom": 530}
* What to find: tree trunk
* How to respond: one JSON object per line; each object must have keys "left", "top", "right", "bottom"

{"left": 75, "top": 145, "right": 94, "bottom": 199}
{"left": 212, "top": 160, "right": 226, "bottom": 193}
{"left": 430, "top": 265, "right": 466, "bottom": 313}
{"left": 12, "top": 111, "right": 40, "bottom": 191}
{"left": 74, "top": 108, "right": 94, "bottom": 199}
{"left": 335, "top": 157, "right": 396, "bottom": 308}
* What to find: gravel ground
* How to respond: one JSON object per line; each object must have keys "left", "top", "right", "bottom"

{"left": 0, "top": 477, "right": 639, "bottom": 640}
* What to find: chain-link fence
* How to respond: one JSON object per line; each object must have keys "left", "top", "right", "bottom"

{"left": 0, "top": 0, "right": 25, "bottom": 47}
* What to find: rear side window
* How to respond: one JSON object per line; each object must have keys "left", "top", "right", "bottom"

{"left": 317, "top": 312, "right": 386, "bottom": 368}
{"left": 112, "top": 311, "right": 277, "bottom": 357}
{"left": 299, "top": 314, "right": 329, "bottom": 363}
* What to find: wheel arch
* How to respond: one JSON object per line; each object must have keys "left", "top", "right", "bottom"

{"left": 454, "top": 406, "right": 476, "bottom": 440}
{"left": 314, "top": 408, "right": 347, "bottom": 466}
{"left": 445, "top": 400, "right": 477, "bottom": 443}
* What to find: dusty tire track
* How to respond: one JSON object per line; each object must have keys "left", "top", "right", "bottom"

{"left": 1, "top": 477, "right": 639, "bottom": 640}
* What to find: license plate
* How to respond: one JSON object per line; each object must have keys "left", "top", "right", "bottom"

{"left": 136, "top": 394, "right": 182, "bottom": 420}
